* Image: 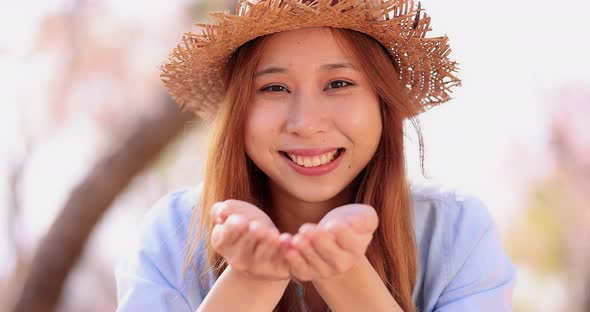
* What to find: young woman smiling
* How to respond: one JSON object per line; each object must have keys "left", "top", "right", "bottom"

{"left": 115, "top": 1, "right": 516, "bottom": 311}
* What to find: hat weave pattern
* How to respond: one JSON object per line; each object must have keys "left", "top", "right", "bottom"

{"left": 161, "top": 0, "right": 461, "bottom": 118}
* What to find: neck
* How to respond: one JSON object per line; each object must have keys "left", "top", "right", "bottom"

{"left": 268, "top": 182, "right": 354, "bottom": 234}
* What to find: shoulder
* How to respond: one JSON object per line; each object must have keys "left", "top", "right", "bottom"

{"left": 115, "top": 184, "right": 211, "bottom": 311}
{"left": 139, "top": 185, "right": 201, "bottom": 238}
{"left": 411, "top": 183, "right": 495, "bottom": 259}
{"left": 411, "top": 182, "right": 494, "bottom": 242}
{"left": 130, "top": 185, "right": 202, "bottom": 264}
{"left": 410, "top": 183, "right": 515, "bottom": 311}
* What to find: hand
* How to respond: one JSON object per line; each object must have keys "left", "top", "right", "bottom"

{"left": 284, "top": 204, "right": 378, "bottom": 281}
{"left": 319, "top": 203, "right": 379, "bottom": 235}
{"left": 210, "top": 200, "right": 291, "bottom": 281}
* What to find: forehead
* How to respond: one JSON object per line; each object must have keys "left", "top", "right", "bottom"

{"left": 256, "top": 27, "right": 357, "bottom": 68}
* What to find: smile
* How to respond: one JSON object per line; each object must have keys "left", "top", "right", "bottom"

{"left": 286, "top": 149, "right": 342, "bottom": 167}
{"left": 279, "top": 148, "right": 345, "bottom": 176}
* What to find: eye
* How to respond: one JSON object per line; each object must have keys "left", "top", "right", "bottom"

{"left": 325, "top": 80, "right": 354, "bottom": 90}
{"left": 260, "top": 84, "right": 289, "bottom": 93}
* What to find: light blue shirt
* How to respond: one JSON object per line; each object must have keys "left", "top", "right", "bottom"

{"left": 115, "top": 184, "right": 516, "bottom": 311}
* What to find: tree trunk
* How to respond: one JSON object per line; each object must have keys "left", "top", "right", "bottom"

{"left": 12, "top": 96, "right": 195, "bottom": 312}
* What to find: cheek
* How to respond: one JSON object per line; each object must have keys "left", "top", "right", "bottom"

{"left": 244, "top": 102, "right": 283, "bottom": 158}
{"left": 334, "top": 94, "right": 382, "bottom": 144}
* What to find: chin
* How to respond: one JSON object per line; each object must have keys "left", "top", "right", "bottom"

{"left": 282, "top": 182, "right": 349, "bottom": 204}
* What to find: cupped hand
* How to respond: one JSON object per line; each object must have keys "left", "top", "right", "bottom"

{"left": 319, "top": 203, "right": 379, "bottom": 236}
{"left": 209, "top": 200, "right": 291, "bottom": 281}
{"left": 284, "top": 204, "right": 378, "bottom": 282}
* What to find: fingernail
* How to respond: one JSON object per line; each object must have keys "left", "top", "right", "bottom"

{"left": 249, "top": 221, "right": 260, "bottom": 234}
{"left": 325, "top": 221, "right": 339, "bottom": 231}
{"left": 279, "top": 233, "right": 291, "bottom": 242}
{"left": 211, "top": 202, "right": 221, "bottom": 213}
{"left": 212, "top": 202, "right": 227, "bottom": 215}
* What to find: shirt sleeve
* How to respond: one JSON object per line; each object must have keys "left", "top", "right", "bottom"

{"left": 433, "top": 195, "right": 516, "bottom": 311}
{"left": 115, "top": 188, "right": 205, "bottom": 312}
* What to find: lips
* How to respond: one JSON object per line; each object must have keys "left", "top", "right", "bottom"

{"left": 279, "top": 147, "right": 345, "bottom": 176}
{"left": 281, "top": 147, "right": 341, "bottom": 156}
{"left": 284, "top": 149, "right": 342, "bottom": 167}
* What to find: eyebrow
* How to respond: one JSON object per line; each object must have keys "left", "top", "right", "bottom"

{"left": 254, "top": 62, "right": 358, "bottom": 78}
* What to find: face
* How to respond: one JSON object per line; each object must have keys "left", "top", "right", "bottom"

{"left": 244, "top": 27, "right": 382, "bottom": 203}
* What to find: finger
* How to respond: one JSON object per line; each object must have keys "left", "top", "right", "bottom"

{"left": 211, "top": 214, "right": 248, "bottom": 253}
{"left": 297, "top": 224, "right": 333, "bottom": 270}
{"left": 292, "top": 228, "right": 332, "bottom": 278}
{"left": 210, "top": 224, "right": 225, "bottom": 252}
{"left": 211, "top": 200, "right": 270, "bottom": 225}
{"left": 319, "top": 204, "right": 379, "bottom": 234}
{"left": 285, "top": 248, "right": 312, "bottom": 281}
{"left": 252, "top": 226, "right": 287, "bottom": 279}
{"left": 233, "top": 221, "right": 261, "bottom": 263}
{"left": 274, "top": 232, "right": 292, "bottom": 265}
{"left": 309, "top": 226, "right": 354, "bottom": 273}
{"left": 211, "top": 200, "right": 254, "bottom": 223}
{"left": 254, "top": 226, "right": 280, "bottom": 260}
{"left": 345, "top": 204, "right": 379, "bottom": 234}
{"left": 210, "top": 201, "right": 230, "bottom": 224}
{"left": 324, "top": 221, "right": 368, "bottom": 254}
{"left": 224, "top": 199, "right": 273, "bottom": 225}
{"left": 266, "top": 238, "right": 291, "bottom": 280}
{"left": 278, "top": 232, "right": 293, "bottom": 250}
{"left": 278, "top": 232, "right": 295, "bottom": 264}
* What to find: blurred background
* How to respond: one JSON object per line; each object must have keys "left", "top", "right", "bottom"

{"left": 0, "top": 0, "right": 588, "bottom": 311}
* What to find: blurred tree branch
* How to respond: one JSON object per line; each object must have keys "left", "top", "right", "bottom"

{"left": 12, "top": 95, "right": 195, "bottom": 312}
{"left": 4, "top": 109, "right": 34, "bottom": 312}
{"left": 550, "top": 86, "right": 590, "bottom": 312}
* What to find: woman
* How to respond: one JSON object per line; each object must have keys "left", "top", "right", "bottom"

{"left": 115, "top": 1, "right": 516, "bottom": 311}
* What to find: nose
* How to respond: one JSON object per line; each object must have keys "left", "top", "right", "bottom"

{"left": 285, "top": 90, "right": 327, "bottom": 137}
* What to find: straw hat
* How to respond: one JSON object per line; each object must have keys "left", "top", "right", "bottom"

{"left": 161, "top": 0, "right": 461, "bottom": 119}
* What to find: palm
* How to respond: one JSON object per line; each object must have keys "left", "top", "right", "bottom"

{"left": 319, "top": 204, "right": 378, "bottom": 234}
{"left": 210, "top": 200, "right": 289, "bottom": 281}
{"left": 211, "top": 201, "right": 379, "bottom": 282}
{"left": 212, "top": 199, "right": 274, "bottom": 227}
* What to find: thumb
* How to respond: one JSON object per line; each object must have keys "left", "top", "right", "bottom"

{"left": 338, "top": 204, "right": 379, "bottom": 234}
{"left": 213, "top": 199, "right": 274, "bottom": 226}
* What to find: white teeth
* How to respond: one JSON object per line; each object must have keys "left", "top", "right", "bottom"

{"left": 286, "top": 150, "right": 340, "bottom": 168}
{"left": 320, "top": 154, "right": 328, "bottom": 165}
{"left": 312, "top": 157, "right": 321, "bottom": 167}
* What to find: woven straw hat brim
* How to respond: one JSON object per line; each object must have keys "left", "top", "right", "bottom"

{"left": 161, "top": 0, "right": 461, "bottom": 119}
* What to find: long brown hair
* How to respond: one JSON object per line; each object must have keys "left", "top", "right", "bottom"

{"left": 184, "top": 28, "right": 424, "bottom": 312}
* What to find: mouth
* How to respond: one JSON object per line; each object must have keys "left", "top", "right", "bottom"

{"left": 279, "top": 148, "right": 345, "bottom": 168}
